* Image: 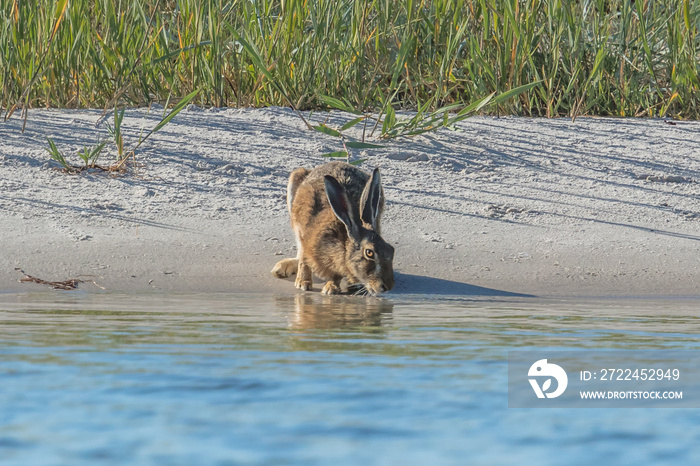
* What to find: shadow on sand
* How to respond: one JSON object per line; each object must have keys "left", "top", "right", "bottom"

{"left": 391, "top": 272, "right": 533, "bottom": 298}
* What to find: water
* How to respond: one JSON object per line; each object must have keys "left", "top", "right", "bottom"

{"left": 1, "top": 292, "right": 699, "bottom": 465}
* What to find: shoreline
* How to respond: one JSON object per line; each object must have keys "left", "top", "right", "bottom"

{"left": 2, "top": 108, "right": 699, "bottom": 298}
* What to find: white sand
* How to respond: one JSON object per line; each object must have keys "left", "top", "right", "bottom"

{"left": 1, "top": 107, "right": 699, "bottom": 297}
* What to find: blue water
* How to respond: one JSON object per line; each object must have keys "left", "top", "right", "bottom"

{"left": 1, "top": 293, "right": 699, "bottom": 465}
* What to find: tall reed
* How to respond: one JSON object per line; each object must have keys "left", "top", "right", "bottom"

{"left": 1, "top": 0, "right": 699, "bottom": 118}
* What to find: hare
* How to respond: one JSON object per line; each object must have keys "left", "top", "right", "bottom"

{"left": 271, "top": 161, "right": 395, "bottom": 295}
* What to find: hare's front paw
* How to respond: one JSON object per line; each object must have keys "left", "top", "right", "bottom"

{"left": 295, "top": 276, "right": 312, "bottom": 291}
{"left": 321, "top": 281, "right": 341, "bottom": 295}
{"left": 295, "top": 261, "right": 313, "bottom": 291}
{"left": 271, "top": 258, "right": 298, "bottom": 278}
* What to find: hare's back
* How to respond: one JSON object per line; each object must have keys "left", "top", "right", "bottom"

{"left": 303, "top": 162, "right": 369, "bottom": 203}
{"left": 290, "top": 162, "right": 369, "bottom": 228}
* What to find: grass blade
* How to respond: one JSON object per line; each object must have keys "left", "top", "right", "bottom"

{"left": 345, "top": 141, "right": 382, "bottom": 149}
{"left": 491, "top": 81, "right": 542, "bottom": 106}
{"left": 340, "top": 117, "right": 366, "bottom": 131}
{"left": 153, "top": 89, "right": 200, "bottom": 133}
{"left": 318, "top": 95, "right": 360, "bottom": 114}
{"left": 321, "top": 151, "right": 348, "bottom": 158}
{"left": 313, "top": 124, "right": 341, "bottom": 138}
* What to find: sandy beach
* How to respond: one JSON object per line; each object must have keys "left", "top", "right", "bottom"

{"left": 1, "top": 107, "right": 699, "bottom": 297}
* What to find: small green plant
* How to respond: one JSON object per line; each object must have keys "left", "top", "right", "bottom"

{"left": 44, "top": 90, "right": 199, "bottom": 173}
{"left": 113, "top": 89, "right": 199, "bottom": 170}
{"left": 46, "top": 138, "right": 107, "bottom": 172}
{"left": 106, "top": 107, "right": 125, "bottom": 161}
{"left": 77, "top": 141, "right": 108, "bottom": 169}
{"left": 374, "top": 82, "right": 542, "bottom": 139}
{"left": 45, "top": 138, "right": 72, "bottom": 172}
{"left": 310, "top": 99, "right": 381, "bottom": 165}
{"left": 312, "top": 82, "right": 541, "bottom": 164}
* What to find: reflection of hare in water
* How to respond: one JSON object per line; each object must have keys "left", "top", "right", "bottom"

{"left": 284, "top": 294, "right": 394, "bottom": 330}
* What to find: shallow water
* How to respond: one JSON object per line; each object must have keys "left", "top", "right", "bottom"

{"left": 1, "top": 292, "right": 699, "bottom": 465}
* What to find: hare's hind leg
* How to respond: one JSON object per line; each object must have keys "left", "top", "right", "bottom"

{"left": 271, "top": 258, "right": 298, "bottom": 278}
{"left": 273, "top": 168, "right": 310, "bottom": 281}
{"left": 287, "top": 167, "right": 309, "bottom": 214}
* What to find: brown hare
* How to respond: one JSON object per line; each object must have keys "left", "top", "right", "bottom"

{"left": 271, "top": 161, "right": 395, "bottom": 295}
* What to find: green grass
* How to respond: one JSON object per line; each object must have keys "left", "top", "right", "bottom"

{"left": 1, "top": 0, "right": 699, "bottom": 118}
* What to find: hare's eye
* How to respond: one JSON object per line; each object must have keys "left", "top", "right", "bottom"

{"left": 365, "top": 249, "right": 374, "bottom": 259}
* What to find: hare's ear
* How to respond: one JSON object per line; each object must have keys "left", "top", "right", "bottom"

{"left": 324, "top": 175, "right": 359, "bottom": 237}
{"left": 360, "top": 168, "right": 382, "bottom": 230}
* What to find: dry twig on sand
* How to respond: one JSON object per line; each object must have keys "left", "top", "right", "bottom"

{"left": 15, "top": 268, "right": 105, "bottom": 290}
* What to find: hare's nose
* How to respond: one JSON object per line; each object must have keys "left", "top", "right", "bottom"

{"left": 384, "top": 277, "right": 394, "bottom": 291}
